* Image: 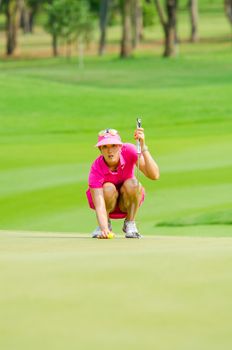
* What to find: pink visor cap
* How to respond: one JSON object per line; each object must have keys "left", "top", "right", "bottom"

{"left": 95, "top": 129, "right": 123, "bottom": 147}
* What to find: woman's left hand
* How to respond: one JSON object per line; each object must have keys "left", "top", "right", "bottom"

{"left": 134, "top": 127, "right": 145, "bottom": 148}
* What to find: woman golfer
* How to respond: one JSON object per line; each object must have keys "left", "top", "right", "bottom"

{"left": 86, "top": 127, "right": 159, "bottom": 238}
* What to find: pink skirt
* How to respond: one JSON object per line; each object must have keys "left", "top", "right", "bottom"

{"left": 86, "top": 185, "right": 145, "bottom": 219}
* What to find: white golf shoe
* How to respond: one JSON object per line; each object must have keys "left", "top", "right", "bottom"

{"left": 92, "top": 219, "right": 112, "bottom": 238}
{"left": 122, "top": 219, "right": 142, "bottom": 239}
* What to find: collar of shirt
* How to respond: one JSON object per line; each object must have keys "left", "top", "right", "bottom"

{"left": 100, "top": 150, "right": 125, "bottom": 175}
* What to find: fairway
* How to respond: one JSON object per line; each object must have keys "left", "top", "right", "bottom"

{"left": 0, "top": 230, "right": 232, "bottom": 350}
{"left": 1, "top": 5, "right": 232, "bottom": 349}
{"left": 0, "top": 53, "right": 232, "bottom": 235}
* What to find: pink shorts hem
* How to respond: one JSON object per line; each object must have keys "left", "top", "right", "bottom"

{"left": 86, "top": 186, "right": 145, "bottom": 220}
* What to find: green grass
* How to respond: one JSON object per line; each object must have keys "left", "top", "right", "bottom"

{"left": 0, "top": 231, "right": 232, "bottom": 350}
{"left": 0, "top": 12, "right": 232, "bottom": 350}
{"left": 0, "top": 50, "right": 232, "bottom": 236}
{"left": 0, "top": 8, "right": 232, "bottom": 236}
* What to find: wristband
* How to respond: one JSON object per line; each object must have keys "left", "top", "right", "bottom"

{"left": 141, "top": 145, "right": 149, "bottom": 153}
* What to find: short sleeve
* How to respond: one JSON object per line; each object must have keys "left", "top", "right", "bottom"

{"left": 123, "top": 143, "right": 138, "bottom": 164}
{"left": 88, "top": 163, "right": 104, "bottom": 188}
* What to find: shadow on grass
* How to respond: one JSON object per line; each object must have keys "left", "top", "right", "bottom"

{"left": 155, "top": 209, "right": 232, "bottom": 227}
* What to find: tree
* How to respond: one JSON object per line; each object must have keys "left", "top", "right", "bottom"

{"left": 121, "top": 0, "right": 133, "bottom": 57}
{"left": 99, "top": 0, "right": 111, "bottom": 55}
{"left": 131, "top": 0, "right": 143, "bottom": 48}
{"left": 2, "top": 0, "right": 22, "bottom": 55}
{"left": 20, "top": 0, "right": 31, "bottom": 33}
{"left": 68, "top": 0, "right": 94, "bottom": 66}
{"left": 45, "top": 0, "right": 64, "bottom": 56}
{"left": 189, "top": 0, "right": 198, "bottom": 42}
{"left": 45, "top": 0, "right": 94, "bottom": 61}
{"left": 143, "top": 0, "right": 156, "bottom": 28}
{"left": 23, "top": 0, "right": 42, "bottom": 33}
{"left": 224, "top": 0, "right": 232, "bottom": 25}
{"left": 153, "top": 0, "right": 178, "bottom": 57}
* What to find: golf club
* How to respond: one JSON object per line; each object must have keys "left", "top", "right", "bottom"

{"left": 136, "top": 117, "right": 142, "bottom": 189}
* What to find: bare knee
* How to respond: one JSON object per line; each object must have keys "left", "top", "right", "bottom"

{"left": 120, "top": 178, "right": 141, "bottom": 197}
{"left": 103, "top": 183, "right": 118, "bottom": 200}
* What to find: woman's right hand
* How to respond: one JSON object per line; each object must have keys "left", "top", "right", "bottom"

{"left": 100, "top": 229, "right": 110, "bottom": 238}
{"left": 98, "top": 230, "right": 114, "bottom": 239}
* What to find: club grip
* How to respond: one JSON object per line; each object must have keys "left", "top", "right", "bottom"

{"left": 136, "top": 118, "right": 142, "bottom": 154}
{"left": 137, "top": 118, "right": 142, "bottom": 128}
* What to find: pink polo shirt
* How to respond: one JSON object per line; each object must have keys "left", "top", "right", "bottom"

{"left": 88, "top": 143, "right": 137, "bottom": 188}
{"left": 86, "top": 143, "right": 145, "bottom": 219}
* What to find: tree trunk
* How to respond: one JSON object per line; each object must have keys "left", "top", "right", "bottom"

{"left": 5, "top": 0, "right": 21, "bottom": 55}
{"left": 52, "top": 33, "right": 58, "bottom": 56}
{"left": 224, "top": 0, "right": 232, "bottom": 24}
{"left": 189, "top": 0, "right": 198, "bottom": 42}
{"left": 132, "top": 0, "right": 143, "bottom": 48}
{"left": 20, "top": 4, "right": 31, "bottom": 34}
{"left": 164, "top": 0, "right": 177, "bottom": 56}
{"left": 121, "top": 0, "right": 133, "bottom": 58}
{"left": 20, "top": 1, "right": 38, "bottom": 34}
{"left": 99, "top": 0, "right": 111, "bottom": 56}
{"left": 154, "top": 0, "right": 177, "bottom": 57}
{"left": 28, "top": 10, "right": 36, "bottom": 33}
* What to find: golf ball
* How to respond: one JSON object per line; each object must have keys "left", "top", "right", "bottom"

{"left": 97, "top": 232, "right": 115, "bottom": 239}
{"left": 107, "top": 232, "right": 115, "bottom": 239}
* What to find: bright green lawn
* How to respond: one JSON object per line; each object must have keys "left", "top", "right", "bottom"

{"left": 0, "top": 11, "right": 232, "bottom": 350}
{"left": 0, "top": 231, "right": 232, "bottom": 350}
{"left": 0, "top": 48, "right": 232, "bottom": 235}
{"left": 0, "top": 5, "right": 232, "bottom": 236}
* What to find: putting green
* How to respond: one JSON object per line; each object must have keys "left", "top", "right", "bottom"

{"left": 0, "top": 230, "right": 232, "bottom": 350}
